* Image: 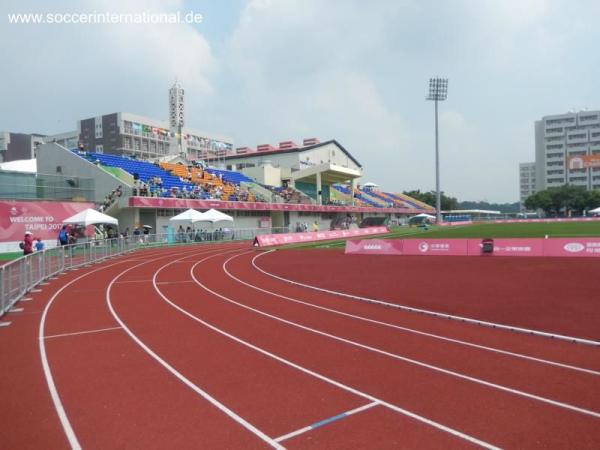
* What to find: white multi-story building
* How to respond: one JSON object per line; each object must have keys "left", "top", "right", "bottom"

{"left": 533, "top": 110, "right": 600, "bottom": 192}
{"left": 519, "top": 162, "right": 536, "bottom": 208}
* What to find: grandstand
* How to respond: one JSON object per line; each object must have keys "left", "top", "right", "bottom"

{"left": 26, "top": 141, "right": 434, "bottom": 236}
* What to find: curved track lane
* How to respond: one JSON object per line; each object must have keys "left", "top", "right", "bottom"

{"left": 4, "top": 244, "right": 598, "bottom": 449}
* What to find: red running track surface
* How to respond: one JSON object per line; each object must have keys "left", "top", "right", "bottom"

{"left": 0, "top": 244, "right": 598, "bottom": 449}
{"left": 254, "top": 249, "right": 600, "bottom": 341}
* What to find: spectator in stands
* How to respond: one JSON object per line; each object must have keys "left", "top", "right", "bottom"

{"left": 312, "top": 221, "right": 319, "bottom": 232}
{"left": 22, "top": 231, "right": 34, "bottom": 255}
{"left": 34, "top": 238, "right": 45, "bottom": 252}
{"left": 133, "top": 226, "right": 141, "bottom": 241}
{"left": 58, "top": 225, "right": 69, "bottom": 246}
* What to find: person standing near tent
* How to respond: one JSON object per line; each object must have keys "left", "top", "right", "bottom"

{"left": 34, "top": 238, "right": 45, "bottom": 252}
{"left": 58, "top": 225, "right": 69, "bottom": 246}
{"left": 22, "top": 231, "right": 34, "bottom": 255}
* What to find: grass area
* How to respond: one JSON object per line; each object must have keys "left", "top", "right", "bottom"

{"left": 0, "top": 251, "right": 24, "bottom": 261}
{"left": 277, "top": 221, "right": 600, "bottom": 250}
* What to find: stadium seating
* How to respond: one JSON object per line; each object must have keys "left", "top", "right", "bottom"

{"left": 77, "top": 151, "right": 188, "bottom": 191}
{"left": 331, "top": 185, "right": 381, "bottom": 207}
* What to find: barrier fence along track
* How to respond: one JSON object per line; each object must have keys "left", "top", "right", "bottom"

{"left": 0, "top": 228, "right": 286, "bottom": 319}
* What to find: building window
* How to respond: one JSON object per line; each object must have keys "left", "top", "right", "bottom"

{"left": 96, "top": 145, "right": 103, "bottom": 153}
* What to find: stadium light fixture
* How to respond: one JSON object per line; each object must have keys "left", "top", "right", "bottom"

{"left": 426, "top": 77, "right": 448, "bottom": 224}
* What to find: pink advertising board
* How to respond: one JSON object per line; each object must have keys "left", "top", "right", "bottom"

{"left": 130, "top": 196, "right": 424, "bottom": 214}
{"left": 254, "top": 226, "right": 389, "bottom": 247}
{"left": 492, "top": 217, "right": 600, "bottom": 224}
{"left": 345, "top": 239, "right": 404, "bottom": 255}
{"left": 345, "top": 237, "right": 600, "bottom": 257}
{"left": 0, "top": 200, "right": 94, "bottom": 242}
{"left": 542, "top": 238, "right": 600, "bottom": 257}
{"left": 438, "top": 221, "right": 473, "bottom": 227}
{"left": 402, "top": 239, "right": 470, "bottom": 256}
{"left": 478, "top": 238, "right": 545, "bottom": 257}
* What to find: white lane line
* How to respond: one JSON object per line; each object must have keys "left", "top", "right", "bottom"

{"left": 20, "top": 297, "right": 33, "bottom": 302}
{"left": 31, "top": 289, "right": 42, "bottom": 293}
{"left": 196, "top": 255, "right": 600, "bottom": 419}
{"left": 113, "top": 280, "right": 152, "bottom": 284}
{"left": 108, "top": 249, "right": 284, "bottom": 450}
{"left": 44, "top": 326, "right": 123, "bottom": 340}
{"left": 0, "top": 321, "right": 11, "bottom": 327}
{"left": 154, "top": 252, "right": 499, "bottom": 449}
{"left": 274, "top": 401, "right": 379, "bottom": 443}
{"left": 38, "top": 246, "right": 204, "bottom": 450}
{"left": 9, "top": 307, "right": 24, "bottom": 313}
{"left": 221, "top": 252, "right": 600, "bottom": 376}
{"left": 156, "top": 280, "right": 196, "bottom": 285}
{"left": 253, "top": 251, "right": 600, "bottom": 347}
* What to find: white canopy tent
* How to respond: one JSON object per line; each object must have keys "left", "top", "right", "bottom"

{"left": 196, "top": 209, "right": 234, "bottom": 224}
{"left": 63, "top": 208, "right": 119, "bottom": 226}
{"left": 169, "top": 208, "right": 206, "bottom": 224}
{"left": 412, "top": 213, "right": 436, "bottom": 219}
{"left": 0, "top": 158, "right": 37, "bottom": 173}
{"left": 589, "top": 206, "right": 600, "bottom": 215}
{"left": 362, "top": 182, "right": 378, "bottom": 188}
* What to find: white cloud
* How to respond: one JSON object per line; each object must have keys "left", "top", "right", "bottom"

{"left": 0, "top": 0, "right": 215, "bottom": 130}
{"left": 2, "top": 0, "right": 600, "bottom": 202}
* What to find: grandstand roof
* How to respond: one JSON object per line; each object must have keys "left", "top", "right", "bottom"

{"left": 215, "top": 140, "right": 363, "bottom": 168}
{"left": 443, "top": 209, "right": 501, "bottom": 215}
{"left": 0, "top": 158, "right": 36, "bottom": 173}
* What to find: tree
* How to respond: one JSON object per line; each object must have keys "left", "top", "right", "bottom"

{"left": 403, "top": 190, "right": 458, "bottom": 210}
{"left": 524, "top": 184, "right": 593, "bottom": 216}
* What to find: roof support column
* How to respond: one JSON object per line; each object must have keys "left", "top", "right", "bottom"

{"left": 316, "top": 171, "right": 322, "bottom": 205}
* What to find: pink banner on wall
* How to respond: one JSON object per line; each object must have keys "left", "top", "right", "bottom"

{"left": 476, "top": 238, "right": 545, "bottom": 257}
{"left": 345, "top": 239, "right": 404, "bottom": 255}
{"left": 130, "top": 196, "right": 420, "bottom": 214}
{"left": 438, "top": 221, "right": 473, "bottom": 226}
{"left": 492, "top": 217, "right": 600, "bottom": 224}
{"left": 403, "top": 239, "right": 470, "bottom": 256}
{"left": 542, "top": 238, "right": 600, "bottom": 257}
{"left": 255, "top": 226, "right": 389, "bottom": 247}
{"left": 0, "top": 200, "right": 94, "bottom": 242}
{"left": 345, "top": 237, "right": 600, "bottom": 257}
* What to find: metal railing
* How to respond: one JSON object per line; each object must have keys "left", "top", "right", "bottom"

{"left": 0, "top": 227, "right": 286, "bottom": 319}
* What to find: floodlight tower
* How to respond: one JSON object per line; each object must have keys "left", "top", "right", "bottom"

{"left": 426, "top": 77, "right": 448, "bottom": 224}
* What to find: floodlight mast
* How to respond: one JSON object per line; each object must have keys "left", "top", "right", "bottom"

{"left": 426, "top": 77, "right": 448, "bottom": 224}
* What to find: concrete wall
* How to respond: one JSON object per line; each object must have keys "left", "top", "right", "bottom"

{"left": 240, "top": 164, "right": 282, "bottom": 186}
{"left": 37, "top": 143, "right": 128, "bottom": 203}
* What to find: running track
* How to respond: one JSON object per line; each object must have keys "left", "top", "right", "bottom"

{"left": 1, "top": 243, "right": 598, "bottom": 449}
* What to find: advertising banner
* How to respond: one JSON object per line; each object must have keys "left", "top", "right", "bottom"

{"left": 344, "top": 237, "right": 600, "bottom": 258}
{"left": 0, "top": 200, "right": 94, "bottom": 242}
{"left": 475, "top": 238, "right": 544, "bottom": 257}
{"left": 345, "top": 239, "right": 404, "bottom": 255}
{"left": 403, "top": 239, "right": 470, "bottom": 256}
{"left": 130, "top": 197, "right": 418, "bottom": 214}
{"left": 492, "top": 217, "right": 600, "bottom": 224}
{"left": 542, "top": 238, "right": 600, "bottom": 257}
{"left": 254, "top": 226, "right": 389, "bottom": 247}
{"left": 438, "top": 221, "right": 473, "bottom": 227}
{"left": 567, "top": 155, "right": 600, "bottom": 170}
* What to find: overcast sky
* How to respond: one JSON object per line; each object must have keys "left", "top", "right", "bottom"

{"left": 2, "top": 0, "right": 599, "bottom": 202}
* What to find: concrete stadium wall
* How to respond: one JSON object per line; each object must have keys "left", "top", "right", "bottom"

{"left": 37, "top": 143, "right": 128, "bottom": 203}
